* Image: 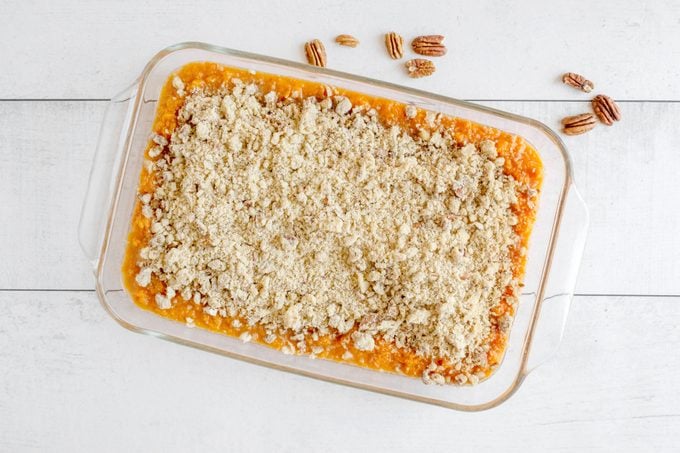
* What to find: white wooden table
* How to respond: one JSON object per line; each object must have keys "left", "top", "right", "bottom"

{"left": 1, "top": 1, "right": 679, "bottom": 451}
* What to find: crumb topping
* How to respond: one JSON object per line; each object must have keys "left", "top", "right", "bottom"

{"left": 135, "top": 78, "right": 523, "bottom": 378}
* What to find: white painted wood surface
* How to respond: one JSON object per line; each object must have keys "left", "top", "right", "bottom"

{"left": 2, "top": 101, "right": 678, "bottom": 294}
{"left": 1, "top": 292, "right": 678, "bottom": 451}
{"left": 1, "top": 1, "right": 680, "bottom": 100}
{"left": 1, "top": 1, "right": 679, "bottom": 451}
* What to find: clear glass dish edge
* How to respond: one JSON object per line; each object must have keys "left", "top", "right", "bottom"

{"left": 85, "top": 42, "right": 588, "bottom": 411}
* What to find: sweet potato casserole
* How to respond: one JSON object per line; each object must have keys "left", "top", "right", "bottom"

{"left": 123, "top": 62, "right": 543, "bottom": 385}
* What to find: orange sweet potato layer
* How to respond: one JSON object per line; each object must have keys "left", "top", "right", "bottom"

{"left": 122, "top": 62, "right": 543, "bottom": 382}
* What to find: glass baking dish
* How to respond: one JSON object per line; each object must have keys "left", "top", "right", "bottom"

{"left": 79, "top": 42, "right": 588, "bottom": 411}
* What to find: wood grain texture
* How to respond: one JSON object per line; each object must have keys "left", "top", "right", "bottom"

{"left": 1, "top": 0, "right": 679, "bottom": 100}
{"left": 0, "top": 291, "right": 678, "bottom": 452}
{"left": 1, "top": 100, "right": 678, "bottom": 294}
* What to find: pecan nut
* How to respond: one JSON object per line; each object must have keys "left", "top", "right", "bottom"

{"left": 562, "top": 72, "right": 594, "bottom": 93}
{"left": 335, "top": 34, "right": 359, "bottom": 47}
{"left": 406, "top": 59, "right": 436, "bottom": 78}
{"left": 561, "top": 113, "right": 597, "bottom": 135}
{"left": 304, "top": 39, "right": 327, "bottom": 67}
{"left": 592, "top": 94, "right": 621, "bottom": 126}
{"left": 412, "top": 35, "right": 447, "bottom": 56}
{"left": 385, "top": 32, "right": 404, "bottom": 59}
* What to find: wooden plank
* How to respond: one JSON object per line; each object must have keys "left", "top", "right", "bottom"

{"left": 1, "top": 0, "right": 680, "bottom": 100}
{"left": 1, "top": 100, "right": 678, "bottom": 293}
{"left": 0, "top": 291, "right": 678, "bottom": 451}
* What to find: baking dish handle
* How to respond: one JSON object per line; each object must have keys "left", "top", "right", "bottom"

{"left": 78, "top": 83, "right": 138, "bottom": 264}
{"left": 526, "top": 184, "right": 589, "bottom": 371}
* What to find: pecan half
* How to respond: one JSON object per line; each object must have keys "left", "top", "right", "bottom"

{"left": 412, "top": 35, "right": 447, "bottom": 56}
{"left": 562, "top": 72, "right": 594, "bottom": 93}
{"left": 561, "top": 113, "right": 597, "bottom": 135}
{"left": 335, "top": 34, "right": 359, "bottom": 47}
{"left": 385, "top": 32, "right": 404, "bottom": 59}
{"left": 406, "top": 59, "right": 436, "bottom": 78}
{"left": 592, "top": 94, "right": 621, "bottom": 126}
{"left": 304, "top": 39, "right": 327, "bottom": 67}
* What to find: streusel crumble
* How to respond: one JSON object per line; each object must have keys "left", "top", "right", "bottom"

{"left": 123, "top": 62, "right": 542, "bottom": 385}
